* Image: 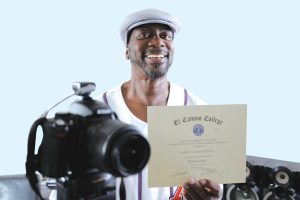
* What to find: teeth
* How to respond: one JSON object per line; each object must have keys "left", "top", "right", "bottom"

{"left": 147, "top": 55, "right": 165, "bottom": 58}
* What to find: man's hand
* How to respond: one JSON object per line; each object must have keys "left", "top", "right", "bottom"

{"left": 182, "top": 178, "right": 221, "bottom": 200}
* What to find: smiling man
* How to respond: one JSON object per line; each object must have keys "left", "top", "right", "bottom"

{"left": 99, "top": 8, "right": 222, "bottom": 200}
{"left": 127, "top": 23, "right": 174, "bottom": 80}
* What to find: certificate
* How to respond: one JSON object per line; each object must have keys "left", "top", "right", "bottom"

{"left": 147, "top": 104, "right": 247, "bottom": 187}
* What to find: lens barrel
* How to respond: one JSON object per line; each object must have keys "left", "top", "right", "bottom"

{"left": 86, "top": 119, "right": 150, "bottom": 177}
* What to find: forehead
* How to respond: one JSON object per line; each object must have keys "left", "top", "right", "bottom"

{"left": 132, "top": 23, "right": 173, "bottom": 32}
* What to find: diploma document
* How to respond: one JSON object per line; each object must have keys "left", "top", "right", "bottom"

{"left": 148, "top": 104, "right": 247, "bottom": 187}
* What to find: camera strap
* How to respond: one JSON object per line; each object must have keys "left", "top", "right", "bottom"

{"left": 25, "top": 117, "right": 47, "bottom": 200}
{"left": 120, "top": 177, "right": 126, "bottom": 200}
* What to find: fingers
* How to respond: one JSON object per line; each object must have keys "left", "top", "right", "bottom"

{"left": 183, "top": 178, "right": 206, "bottom": 199}
{"left": 199, "top": 179, "right": 221, "bottom": 196}
{"left": 182, "top": 178, "right": 221, "bottom": 200}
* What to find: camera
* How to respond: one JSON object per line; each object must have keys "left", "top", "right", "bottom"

{"left": 26, "top": 82, "right": 151, "bottom": 200}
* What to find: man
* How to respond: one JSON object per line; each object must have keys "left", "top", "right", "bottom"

{"left": 99, "top": 8, "right": 222, "bottom": 200}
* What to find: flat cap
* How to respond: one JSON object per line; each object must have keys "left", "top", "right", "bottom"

{"left": 120, "top": 8, "right": 181, "bottom": 45}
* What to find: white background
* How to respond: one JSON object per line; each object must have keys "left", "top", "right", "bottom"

{"left": 0, "top": 0, "right": 299, "bottom": 175}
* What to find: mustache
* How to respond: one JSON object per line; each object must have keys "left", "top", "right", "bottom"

{"left": 144, "top": 48, "right": 169, "bottom": 55}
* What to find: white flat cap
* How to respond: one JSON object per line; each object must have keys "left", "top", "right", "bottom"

{"left": 120, "top": 8, "right": 181, "bottom": 45}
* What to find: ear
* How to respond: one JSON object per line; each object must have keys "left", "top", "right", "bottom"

{"left": 125, "top": 48, "right": 129, "bottom": 60}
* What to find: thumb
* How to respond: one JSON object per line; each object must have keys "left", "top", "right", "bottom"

{"left": 199, "top": 179, "right": 221, "bottom": 196}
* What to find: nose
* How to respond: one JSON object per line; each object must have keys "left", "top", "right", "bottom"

{"left": 148, "top": 35, "right": 165, "bottom": 47}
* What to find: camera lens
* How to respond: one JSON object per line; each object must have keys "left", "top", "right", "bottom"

{"left": 112, "top": 133, "right": 150, "bottom": 176}
{"left": 86, "top": 119, "right": 150, "bottom": 177}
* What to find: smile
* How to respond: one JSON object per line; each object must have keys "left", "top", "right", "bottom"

{"left": 146, "top": 54, "right": 167, "bottom": 58}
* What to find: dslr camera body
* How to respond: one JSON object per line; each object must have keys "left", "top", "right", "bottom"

{"left": 26, "top": 82, "right": 150, "bottom": 200}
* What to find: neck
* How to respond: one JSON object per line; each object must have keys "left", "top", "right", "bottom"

{"left": 121, "top": 76, "right": 170, "bottom": 122}
{"left": 127, "top": 76, "right": 169, "bottom": 105}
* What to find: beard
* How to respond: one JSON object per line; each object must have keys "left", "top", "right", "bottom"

{"left": 139, "top": 62, "right": 171, "bottom": 79}
{"left": 129, "top": 48, "right": 173, "bottom": 79}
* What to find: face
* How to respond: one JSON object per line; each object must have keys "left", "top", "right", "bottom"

{"left": 126, "top": 24, "right": 174, "bottom": 80}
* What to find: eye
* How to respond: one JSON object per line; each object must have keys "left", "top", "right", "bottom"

{"left": 137, "top": 32, "right": 152, "bottom": 39}
{"left": 160, "top": 32, "right": 173, "bottom": 40}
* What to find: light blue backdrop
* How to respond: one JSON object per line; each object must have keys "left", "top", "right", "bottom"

{"left": 0, "top": 0, "right": 299, "bottom": 175}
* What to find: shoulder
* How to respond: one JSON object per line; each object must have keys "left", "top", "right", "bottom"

{"left": 97, "top": 84, "right": 122, "bottom": 103}
{"left": 186, "top": 90, "right": 207, "bottom": 105}
{"left": 97, "top": 84, "right": 128, "bottom": 120}
{"left": 170, "top": 82, "right": 207, "bottom": 105}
